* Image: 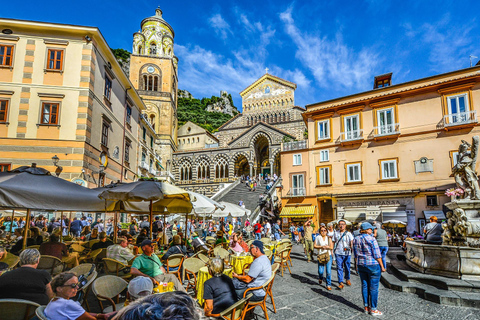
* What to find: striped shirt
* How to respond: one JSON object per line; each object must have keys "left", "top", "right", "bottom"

{"left": 353, "top": 233, "right": 382, "bottom": 266}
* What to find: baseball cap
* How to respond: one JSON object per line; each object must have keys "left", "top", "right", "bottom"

{"left": 128, "top": 276, "right": 153, "bottom": 299}
{"left": 140, "top": 239, "right": 153, "bottom": 247}
{"left": 251, "top": 240, "right": 265, "bottom": 254}
{"left": 360, "top": 222, "right": 376, "bottom": 231}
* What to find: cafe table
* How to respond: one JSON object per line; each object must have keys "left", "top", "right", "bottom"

{"left": 230, "top": 254, "right": 254, "bottom": 275}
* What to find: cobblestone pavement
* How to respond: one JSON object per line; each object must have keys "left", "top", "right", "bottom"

{"left": 259, "top": 244, "right": 480, "bottom": 320}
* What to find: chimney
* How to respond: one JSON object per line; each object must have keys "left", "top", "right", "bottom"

{"left": 374, "top": 73, "right": 392, "bottom": 89}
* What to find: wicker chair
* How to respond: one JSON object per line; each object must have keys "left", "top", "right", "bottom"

{"left": 37, "top": 255, "right": 64, "bottom": 276}
{"left": 35, "top": 306, "right": 48, "bottom": 320}
{"left": 183, "top": 257, "right": 205, "bottom": 294}
{"left": 267, "top": 263, "right": 280, "bottom": 313}
{"left": 79, "top": 248, "right": 102, "bottom": 264}
{"left": 260, "top": 238, "right": 271, "bottom": 244}
{"left": 86, "top": 239, "right": 100, "bottom": 249}
{"left": 213, "top": 247, "right": 230, "bottom": 260}
{"left": 2, "top": 252, "right": 20, "bottom": 269}
{"left": 206, "top": 239, "right": 216, "bottom": 247}
{"left": 165, "top": 253, "right": 184, "bottom": 282}
{"left": 246, "top": 240, "right": 254, "bottom": 246}
{"left": 242, "top": 273, "right": 276, "bottom": 320}
{"left": 274, "top": 248, "right": 291, "bottom": 277}
{"left": 70, "top": 263, "right": 98, "bottom": 312}
{"left": 70, "top": 243, "right": 89, "bottom": 254}
{"left": 205, "top": 236, "right": 215, "bottom": 241}
{"left": 92, "top": 275, "right": 128, "bottom": 312}
{"left": 219, "top": 294, "right": 252, "bottom": 320}
{"left": 198, "top": 253, "right": 210, "bottom": 264}
{"left": 264, "top": 248, "right": 273, "bottom": 260}
{"left": 0, "top": 298, "right": 40, "bottom": 320}
{"left": 103, "top": 258, "right": 132, "bottom": 280}
{"left": 285, "top": 244, "right": 293, "bottom": 267}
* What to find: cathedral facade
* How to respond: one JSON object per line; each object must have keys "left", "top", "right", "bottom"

{"left": 173, "top": 73, "right": 307, "bottom": 195}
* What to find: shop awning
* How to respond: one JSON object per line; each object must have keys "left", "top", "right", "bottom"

{"left": 382, "top": 211, "right": 407, "bottom": 223}
{"left": 424, "top": 210, "right": 446, "bottom": 220}
{"left": 279, "top": 206, "right": 316, "bottom": 218}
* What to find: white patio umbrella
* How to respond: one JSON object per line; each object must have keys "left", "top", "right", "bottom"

{"left": 213, "top": 201, "right": 251, "bottom": 218}
{"left": 329, "top": 219, "right": 353, "bottom": 226}
{"left": 382, "top": 220, "right": 407, "bottom": 228}
{"left": 188, "top": 191, "right": 225, "bottom": 215}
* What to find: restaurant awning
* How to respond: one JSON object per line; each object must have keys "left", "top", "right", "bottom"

{"left": 382, "top": 211, "right": 407, "bottom": 223}
{"left": 424, "top": 210, "right": 446, "bottom": 220}
{"left": 279, "top": 206, "right": 316, "bottom": 218}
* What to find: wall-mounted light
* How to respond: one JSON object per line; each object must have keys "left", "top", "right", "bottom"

{"left": 1, "top": 29, "right": 13, "bottom": 35}
{"left": 85, "top": 35, "right": 92, "bottom": 42}
{"left": 51, "top": 155, "right": 63, "bottom": 177}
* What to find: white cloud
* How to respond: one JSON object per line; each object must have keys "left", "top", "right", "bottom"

{"left": 209, "top": 13, "right": 232, "bottom": 40}
{"left": 279, "top": 7, "right": 380, "bottom": 91}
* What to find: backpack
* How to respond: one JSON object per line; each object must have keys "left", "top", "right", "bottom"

{"left": 254, "top": 224, "right": 259, "bottom": 232}
{"left": 152, "top": 221, "right": 159, "bottom": 233}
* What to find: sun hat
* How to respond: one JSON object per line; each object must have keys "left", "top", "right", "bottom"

{"left": 360, "top": 222, "right": 376, "bottom": 231}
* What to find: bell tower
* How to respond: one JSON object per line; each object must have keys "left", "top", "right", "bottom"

{"left": 129, "top": 7, "right": 179, "bottom": 174}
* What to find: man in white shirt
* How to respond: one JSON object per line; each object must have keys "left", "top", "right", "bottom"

{"left": 264, "top": 221, "right": 271, "bottom": 238}
{"left": 332, "top": 220, "right": 354, "bottom": 289}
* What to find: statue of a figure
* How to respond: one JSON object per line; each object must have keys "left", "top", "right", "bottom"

{"left": 453, "top": 136, "right": 480, "bottom": 200}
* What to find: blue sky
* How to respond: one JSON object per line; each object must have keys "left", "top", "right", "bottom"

{"left": 3, "top": 0, "right": 480, "bottom": 110}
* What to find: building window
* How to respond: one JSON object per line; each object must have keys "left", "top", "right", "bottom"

{"left": 141, "top": 152, "right": 146, "bottom": 163}
{"left": 375, "top": 78, "right": 390, "bottom": 88}
{"left": 143, "top": 75, "right": 159, "bottom": 91}
{"left": 150, "top": 42, "right": 157, "bottom": 55}
{"left": 380, "top": 159, "right": 398, "bottom": 180}
{"left": 149, "top": 158, "right": 154, "bottom": 170}
{"left": 101, "top": 122, "right": 109, "bottom": 147}
{"left": 0, "top": 99, "right": 9, "bottom": 122}
{"left": 446, "top": 93, "right": 469, "bottom": 124}
{"left": 376, "top": 107, "right": 395, "bottom": 135}
{"left": 426, "top": 195, "right": 438, "bottom": 206}
{"left": 291, "top": 174, "right": 305, "bottom": 196}
{"left": 104, "top": 75, "right": 112, "bottom": 101}
{"left": 126, "top": 105, "right": 132, "bottom": 124}
{"left": 0, "top": 45, "right": 14, "bottom": 66}
{"left": 124, "top": 141, "right": 130, "bottom": 163}
{"left": 142, "top": 127, "right": 147, "bottom": 141}
{"left": 343, "top": 114, "right": 361, "bottom": 140}
{"left": 293, "top": 154, "right": 302, "bottom": 166}
{"left": 40, "top": 102, "right": 59, "bottom": 125}
{"left": 316, "top": 119, "right": 330, "bottom": 141}
{"left": 150, "top": 136, "right": 154, "bottom": 148}
{"left": 450, "top": 150, "right": 459, "bottom": 167}
{"left": 316, "top": 165, "right": 331, "bottom": 186}
{"left": 0, "top": 164, "right": 11, "bottom": 172}
{"left": 47, "top": 49, "right": 63, "bottom": 70}
{"left": 346, "top": 162, "right": 362, "bottom": 183}
{"left": 320, "top": 149, "right": 329, "bottom": 162}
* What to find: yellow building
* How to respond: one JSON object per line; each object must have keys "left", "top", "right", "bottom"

{"left": 280, "top": 65, "right": 480, "bottom": 233}
{"left": 0, "top": 18, "right": 156, "bottom": 186}
{"left": 129, "top": 7, "right": 178, "bottom": 177}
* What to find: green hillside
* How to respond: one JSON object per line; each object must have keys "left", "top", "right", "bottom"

{"left": 177, "top": 91, "right": 238, "bottom": 133}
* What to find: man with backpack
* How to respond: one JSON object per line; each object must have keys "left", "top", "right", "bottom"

{"left": 253, "top": 221, "right": 263, "bottom": 240}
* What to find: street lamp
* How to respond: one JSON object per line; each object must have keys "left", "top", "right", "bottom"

{"left": 52, "top": 155, "right": 59, "bottom": 166}
{"left": 51, "top": 155, "right": 63, "bottom": 177}
{"left": 98, "top": 165, "right": 105, "bottom": 187}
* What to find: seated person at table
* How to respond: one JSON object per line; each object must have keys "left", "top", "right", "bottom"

{"left": 80, "top": 226, "right": 91, "bottom": 241}
{"left": 215, "top": 231, "right": 227, "bottom": 246}
{"left": 107, "top": 237, "right": 135, "bottom": 265}
{"left": 136, "top": 228, "right": 149, "bottom": 245}
{"left": 163, "top": 235, "right": 187, "bottom": 261}
{"left": 131, "top": 240, "right": 186, "bottom": 292}
{"left": 87, "top": 228, "right": 99, "bottom": 241}
{"left": 114, "top": 292, "right": 202, "bottom": 320}
{"left": 30, "top": 226, "right": 44, "bottom": 245}
{"left": 204, "top": 258, "right": 238, "bottom": 317}
{"left": 0, "top": 248, "right": 54, "bottom": 304}
{"left": 232, "top": 240, "right": 272, "bottom": 301}
{"left": 45, "top": 271, "right": 111, "bottom": 320}
{"left": 9, "top": 228, "right": 35, "bottom": 255}
{"left": 128, "top": 276, "right": 153, "bottom": 302}
{"left": 40, "top": 233, "right": 79, "bottom": 268}
{"left": 91, "top": 232, "right": 114, "bottom": 251}
{"left": 191, "top": 232, "right": 209, "bottom": 252}
{"left": 229, "top": 232, "right": 245, "bottom": 253}
{"left": 168, "top": 232, "right": 192, "bottom": 249}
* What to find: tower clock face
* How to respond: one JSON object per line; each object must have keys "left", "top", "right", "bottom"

{"left": 147, "top": 66, "right": 155, "bottom": 73}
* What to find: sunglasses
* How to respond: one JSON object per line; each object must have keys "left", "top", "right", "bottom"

{"left": 62, "top": 283, "right": 79, "bottom": 289}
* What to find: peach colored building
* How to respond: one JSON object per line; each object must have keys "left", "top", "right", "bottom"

{"left": 280, "top": 65, "right": 480, "bottom": 234}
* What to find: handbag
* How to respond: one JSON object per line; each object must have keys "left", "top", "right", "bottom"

{"left": 317, "top": 251, "right": 330, "bottom": 264}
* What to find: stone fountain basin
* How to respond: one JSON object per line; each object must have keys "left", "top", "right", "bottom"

{"left": 406, "top": 240, "right": 480, "bottom": 281}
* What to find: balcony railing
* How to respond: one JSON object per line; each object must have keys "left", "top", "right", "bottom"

{"left": 158, "top": 171, "right": 175, "bottom": 181}
{"left": 288, "top": 187, "right": 306, "bottom": 196}
{"left": 340, "top": 129, "right": 364, "bottom": 142}
{"left": 178, "top": 180, "right": 192, "bottom": 184}
{"left": 205, "top": 143, "right": 219, "bottom": 148}
{"left": 443, "top": 110, "right": 477, "bottom": 127}
{"left": 282, "top": 140, "right": 307, "bottom": 151}
{"left": 148, "top": 168, "right": 156, "bottom": 175}
{"left": 374, "top": 123, "right": 400, "bottom": 137}
{"left": 140, "top": 161, "right": 149, "bottom": 170}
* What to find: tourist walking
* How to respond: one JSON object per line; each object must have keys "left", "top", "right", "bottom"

{"left": 333, "top": 219, "right": 354, "bottom": 288}
{"left": 375, "top": 224, "right": 389, "bottom": 270}
{"left": 353, "top": 222, "right": 386, "bottom": 316}
{"left": 303, "top": 219, "right": 314, "bottom": 262}
{"left": 314, "top": 226, "right": 333, "bottom": 290}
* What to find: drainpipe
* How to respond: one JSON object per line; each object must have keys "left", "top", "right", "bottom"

{"left": 120, "top": 87, "right": 132, "bottom": 182}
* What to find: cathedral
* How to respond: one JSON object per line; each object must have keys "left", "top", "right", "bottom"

{"left": 131, "top": 8, "right": 307, "bottom": 195}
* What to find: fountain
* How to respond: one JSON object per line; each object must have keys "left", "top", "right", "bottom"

{"left": 406, "top": 136, "right": 480, "bottom": 280}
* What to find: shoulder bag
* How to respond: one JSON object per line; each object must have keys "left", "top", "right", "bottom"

{"left": 317, "top": 236, "right": 331, "bottom": 264}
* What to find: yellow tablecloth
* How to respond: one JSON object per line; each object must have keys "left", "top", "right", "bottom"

{"left": 230, "top": 255, "right": 254, "bottom": 274}
{"left": 196, "top": 266, "right": 233, "bottom": 305}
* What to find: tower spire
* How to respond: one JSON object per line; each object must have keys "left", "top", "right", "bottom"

{"left": 155, "top": 6, "right": 163, "bottom": 18}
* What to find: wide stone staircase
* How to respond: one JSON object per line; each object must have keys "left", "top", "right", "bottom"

{"left": 215, "top": 180, "right": 267, "bottom": 216}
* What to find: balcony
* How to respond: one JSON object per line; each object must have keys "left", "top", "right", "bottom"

{"left": 158, "top": 171, "right": 175, "bottom": 181}
{"left": 287, "top": 187, "right": 306, "bottom": 197}
{"left": 205, "top": 143, "right": 219, "bottom": 148}
{"left": 373, "top": 123, "right": 400, "bottom": 140}
{"left": 443, "top": 111, "right": 477, "bottom": 130}
{"left": 148, "top": 167, "right": 157, "bottom": 176}
{"left": 282, "top": 140, "right": 307, "bottom": 151}
{"left": 139, "top": 161, "right": 149, "bottom": 170}
{"left": 340, "top": 129, "right": 364, "bottom": 146}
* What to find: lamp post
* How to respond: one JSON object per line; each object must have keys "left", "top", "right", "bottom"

{"left": 98, "top": 164, "right": 105, "bottom": 187}
{"left": 51, "top": 155, "right": 63, "bottom": 177}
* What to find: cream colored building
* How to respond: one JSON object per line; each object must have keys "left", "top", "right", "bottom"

{"left": 0, "top": 18, "right": 156, "bottom": 186}
{"left": 281, "top": 66, "right": 480, "bottom": 233}
{"left": 177, "top": 121, "right": 219, "bottom": 151}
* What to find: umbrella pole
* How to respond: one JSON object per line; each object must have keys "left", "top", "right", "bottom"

{"left": 185, "top": 212, "right": 188, "bottom": 245}
{"left": 68, "top": 212, "right": 72, "bottom": 237}
{"left": 23, "top": 209, "right": 31, "bottom": 250}
{"left": 149, "top": 200, "right": 153, "bottom": 239}
{"left": 113, "top": 211, "right": 118, "bottom": 243}
{"left": 10, "top": 209, "right": 14, "bottom": 234}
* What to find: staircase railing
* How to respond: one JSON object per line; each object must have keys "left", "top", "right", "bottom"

{"left": 250, "top": 178, "right": 282, "bottom": 223}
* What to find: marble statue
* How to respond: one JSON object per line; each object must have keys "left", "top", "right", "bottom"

{"left": 453, "top": 136, "right": 480, "bottom": 200}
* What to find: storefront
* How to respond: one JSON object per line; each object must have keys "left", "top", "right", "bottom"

{"left": 279, "top": 205, "right": 317, "bottom": 229}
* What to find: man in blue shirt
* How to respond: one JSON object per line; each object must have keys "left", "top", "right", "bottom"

{"left": 70, "top": 218, "right": 82, "bottom": 237}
